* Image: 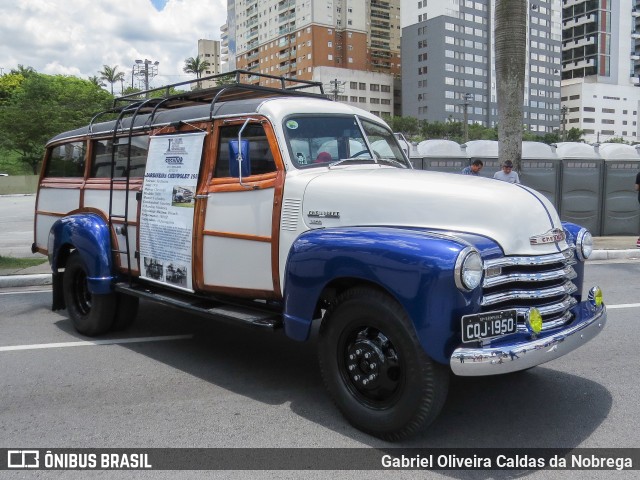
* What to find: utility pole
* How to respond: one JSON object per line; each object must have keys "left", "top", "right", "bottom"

{"left": 561, "top": 105, "right": 568, "bottom": 141}
{"left": 133, "top": 59, "right": 159, "bottom": 97}
{"left": 326, "top": 78, "right": 345, "bottom": 101}
{"left": 463, "top": 93, "right": 473, "bottom": 142}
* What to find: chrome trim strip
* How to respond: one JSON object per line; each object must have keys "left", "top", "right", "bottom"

{"left": 512, "top": 296, "right": 578, "bottom": 318}
{"left": 481, "top": 280, "right": 578, "bottom": 307}
{"left": 484, "top": 249, "right": 575, "bottom": 269}
{"left": 483, "top": 265, "right": 576, "bottom": 288}
{"left": 450, "top": 306, "right": 607, "bottom": 376}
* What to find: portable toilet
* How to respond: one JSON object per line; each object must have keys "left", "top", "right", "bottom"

{"left": 520, "top": 141, "right": 561, "bottom": 210}
{"left": 417, "top": 140, "right": 468, "bottom": 173}
{"left": 462, "top": 140, "right": 499, "bottom": 179}
{"left": 555, "top": 142, "right": 603, "bottom": 235}
{"left": 597, "top": 143, "right": 640, "bottom": 235}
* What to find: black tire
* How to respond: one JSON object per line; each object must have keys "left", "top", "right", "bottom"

{"left": 63, "top": 251, "right": 116, "bottom": 336}
{"left": 318, "top": 287, "right": 449, "bottom": 441}
{"left": 111, "top": 294, "right": 139, "bottom": 332}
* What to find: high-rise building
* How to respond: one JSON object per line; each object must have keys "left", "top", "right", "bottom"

{"left": 401, "top": 0, "right": 562, "bottom": 135}
{"left": 197, "top": 39, "right": 222, "bottom": 89}
{"left": 561, "top": 0, "right": 640, "bottom": 143}
{"left": 220, "top": 0, "right": 401, "bottom": 117}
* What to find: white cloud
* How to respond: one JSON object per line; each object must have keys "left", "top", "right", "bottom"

{"left": 0, "top": 0, "right": 226, "bottom": 91}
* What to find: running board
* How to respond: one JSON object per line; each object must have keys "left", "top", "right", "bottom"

{"left": 113, "top": 282, "right": 283, "bottom": 330}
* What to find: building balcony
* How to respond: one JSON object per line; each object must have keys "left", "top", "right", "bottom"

{"left": 279, "top": 12, "right": 295, "bottom": 23}
{"left": 278, "top": 0, "right": 295, "bottom": 11}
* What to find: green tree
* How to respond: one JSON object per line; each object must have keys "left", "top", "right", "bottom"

{"left": 99, "top": 64, "right": 125, "bottom": 95}
{"left": 183, "top": 56, "right": 211, "bottom": 89}
{"left": 0, "top": 73, "right": 112, "bottom": 174}
{"left": 388, "top": 116, "right": 420, "bottom": 138}
{"left": 0, "top": 73, "right": 25, "bottom": 104}
{"left": 495, "top": 0, "right": 527, "bottom": 172}
{"left": 10, "top": 65, "right": 36, "bottom": 77}
{"left": 566, "top": 127, "right": 585, "bottom": 142}
{"left": 88, "top": 75, "right": 106, "bottom": 88}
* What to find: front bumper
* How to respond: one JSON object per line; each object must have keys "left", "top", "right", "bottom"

{"left": 450, "top": 302, "right": 607, "bottom": 376}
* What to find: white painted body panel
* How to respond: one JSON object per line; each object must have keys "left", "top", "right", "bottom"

{"left": 277, "top": 166, "right": 568, "bottom": 294}
{"left": 35, "top": 188, "right": 81, "bottom": 248}
{"left": 202, "top": 188, "right": 275, "bottom": 290}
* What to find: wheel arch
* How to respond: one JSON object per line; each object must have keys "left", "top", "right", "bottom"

{"left": 49, "top": 212, "right": 115, "bottom": 295}
{"left": 282, "top": 227, "right": 479, "bottom": 364}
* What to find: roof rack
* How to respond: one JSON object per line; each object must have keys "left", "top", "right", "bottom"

{"left": 113, "top": 69, "right": 327, "bottom": 111}
{"left": 87, "top": 70, "right": 329, "bottom": 136}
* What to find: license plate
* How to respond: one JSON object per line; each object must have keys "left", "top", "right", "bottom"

{"left": 461, "top": 309, "right": 518, "bottom": 343}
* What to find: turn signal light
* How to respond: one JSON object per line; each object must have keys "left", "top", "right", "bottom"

{"left": 526, "top": 308, "right": 543, "bottom": 335}
{"left": 588, "top": 286, "right": 603, "bottom": 308}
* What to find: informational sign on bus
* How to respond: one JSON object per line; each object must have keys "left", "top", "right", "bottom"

{"left": 138, "top": 132, "right": 206, "bottom": 291}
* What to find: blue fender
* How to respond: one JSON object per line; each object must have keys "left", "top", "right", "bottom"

{"left": 49, "top": 213, "right": 114, "bottom": 294}
{"left": 562, "top": 221, "right": 586, "bottom": 301}
{"left": 283, "top": 227, "right": 500, "bottom": 364}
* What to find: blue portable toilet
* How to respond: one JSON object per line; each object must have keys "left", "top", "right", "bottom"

{"left": 596, "top": 143, "right": 640, "bottom": 235}
{"left": 417, "top": 140, "right": 469, "bottom": 173}
{"left": 555, "top": 142, "right": 603, "bottom": 235}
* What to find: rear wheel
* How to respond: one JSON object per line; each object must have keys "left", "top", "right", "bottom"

{"left": 318, "top": 287, "right": 449, "bottom": 441}
{"left": 63, "top": 251, "right": 116, "bottom": 336}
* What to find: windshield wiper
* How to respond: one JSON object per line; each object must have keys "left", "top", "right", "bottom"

{"left": 329, "top": 156, "right": 377, "bottom": 168}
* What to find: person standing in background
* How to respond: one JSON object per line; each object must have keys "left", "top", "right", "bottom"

{"left": 461, "top": 159, "right": 484, "bottom": 176}
{"left": 493, "top": 160, "right": 520, "bottom": 184}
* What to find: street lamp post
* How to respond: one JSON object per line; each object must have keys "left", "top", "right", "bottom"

{"left": 132, "top": 59, "right": 159, "bottom": 97}
{"left": 462, "top": 93, "right": 473, "bottom": 142}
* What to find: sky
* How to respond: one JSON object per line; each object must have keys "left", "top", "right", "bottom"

{"left": 0, "top": 0, "right": 226, "bottom": 91}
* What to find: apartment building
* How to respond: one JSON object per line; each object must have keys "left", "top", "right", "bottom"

{"left": 401, "top": 0, "right": 562, "bottom": 134}
{"left": 197, "top": 39, "right": 223, "bottom": 89}
{"left": 561, "top": 0, "right": 640, "bottom": 143}
{"left": 220, "top": 0, "right": 400, "bottom": 116}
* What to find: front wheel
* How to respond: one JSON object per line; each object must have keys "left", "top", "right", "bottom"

{"left": 318, "top": 287, "right": 449, "bottom": 441}
{"left": 63, "top": 251, "right": 116, "bottom": 336}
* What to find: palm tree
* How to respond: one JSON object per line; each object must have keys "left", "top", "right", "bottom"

{"left": 183, "top": 56, "right": 211, "bottom": 89}
{"left": 88, "top": 75, "right": 106, "bottom": 88}
{"left": 494, "top": 0, "right": 527, "bottom": 172}
{"left": 99, "top": 65, "right": 125, "bottom": 95}
{"left": 10, "top": 65, "right": 36, "bottom": 77}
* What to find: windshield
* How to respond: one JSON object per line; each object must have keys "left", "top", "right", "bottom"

{"left": 283, "top": 115, "right": 410, "bottom": 169}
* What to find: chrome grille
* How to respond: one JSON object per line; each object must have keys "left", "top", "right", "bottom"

{"left": 481, "top": 249, "right": 578, "bottom": 332}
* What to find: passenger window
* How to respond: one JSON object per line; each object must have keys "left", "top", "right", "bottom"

{"left": 90, "top": 136, "right": 149, "bottom": 178}
{"left": 214, "top": 124, "right": 276, "bottom": 178}
{"left": 44, "top": 141, "right": 86, "bottom": 177}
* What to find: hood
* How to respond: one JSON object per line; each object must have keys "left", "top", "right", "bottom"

{"left": 301, "top": 167, "right": 568, "bottom": 256}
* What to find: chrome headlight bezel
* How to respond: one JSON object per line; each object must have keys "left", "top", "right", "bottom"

{"left": 576, "top": 228, "right": 593, "bottom": 261}
{"left": 454, "top": 247, "right": 484, "bottom": 292}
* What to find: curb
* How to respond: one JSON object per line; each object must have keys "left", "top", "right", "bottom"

{"left": 589, "top": 249, "right": 640, "bottom": 261}
{"left": 0, "top": 273, "right": 52, "bottom": 289}
{"left": 0, "top": 249, "right": 639, "bottom": 289}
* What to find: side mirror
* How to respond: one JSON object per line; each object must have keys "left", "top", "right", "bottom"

{"left": 228, "top": 139, "right": 251, "bottom": 178}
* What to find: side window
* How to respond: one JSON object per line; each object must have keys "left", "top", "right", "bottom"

{"left": 44, "top": 141, "right": 86, "bottom": 178}
{"left": 214, "top": 123, "right": 276, "bottom": 178}
{"left": 90, "top": 135, "right": 149, "bottom": 178}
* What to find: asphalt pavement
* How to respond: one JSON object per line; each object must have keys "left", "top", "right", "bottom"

{"left": 1, "top": 194, "right": 639, "bottom": 288}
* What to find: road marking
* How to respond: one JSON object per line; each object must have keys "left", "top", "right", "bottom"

{"left": 0, "top": 335, "right": 193, "bottom": 352}
{"left": 606, "top": 303, "right": 640, "bottom": 310}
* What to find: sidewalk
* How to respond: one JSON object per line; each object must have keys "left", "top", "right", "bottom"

{"left": 1, "top": 237, "right": 638, "bottom": 289}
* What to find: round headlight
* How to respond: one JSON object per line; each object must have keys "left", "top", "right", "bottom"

{"left": 576, "top": 228, "right": 593, "bottom": 261}
{"left": 455, "top": 247, "right": 483, "bottom": 291}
